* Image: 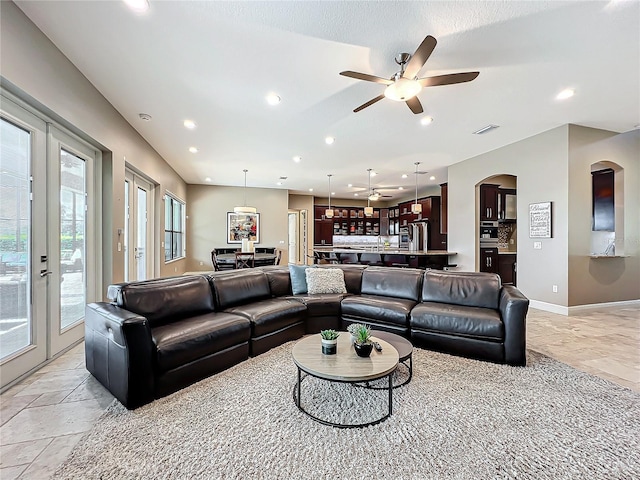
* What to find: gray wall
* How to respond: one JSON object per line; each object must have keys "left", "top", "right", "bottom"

{"left": 1, "top": 2, "right": 188, "bottom": 289}
{"left": 568, "top": 126, "right": 640, "bottom": 305}
{"left": 186, "top": 185, "right": 289, "bottom": 271}
{"left": 449, "top": 124, "right": 639, "bottom": 309}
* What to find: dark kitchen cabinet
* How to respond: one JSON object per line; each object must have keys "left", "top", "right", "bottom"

{"left": 479, "top": 247, "right": 498, "bottom": 274}
{"left": 440, "top": 183, "right": 448, "bottom": 234}
{"left": 498, "top": 254, "right": 517, "bottom": 285}
{"left": 480, "top": 184, "right": 499, "bottom": 221}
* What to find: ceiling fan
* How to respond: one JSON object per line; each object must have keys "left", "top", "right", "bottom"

{"left": 368, "top": 189, "right": 394, "bottom": 201}
{"left": 340, "top": 35, "right": 479, "bottom": 114}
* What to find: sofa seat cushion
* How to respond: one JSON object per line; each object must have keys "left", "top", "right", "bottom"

{"left": 341, "top": 294, "right": 416, "bottom": 327}
{"left": 152, "top": 312, "right": 251, "bottom": 373}
{"left": 410, "top": 302, "right": 504, "bottom": 341}
{"left": 226, "top": 298, "right": 307, "bottom": 337}
{"left": 291, "top": 293, "right": 349, "bottom": 317}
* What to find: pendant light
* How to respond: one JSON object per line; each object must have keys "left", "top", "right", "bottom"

{"left": 233, "top": 169, "right": 257, "bottom": 215}
{"left": 325, "top": 174, "right": 334, "bottom": 219}
{"left": 411, "top": 162, "right": 422, "bottom": 214}
{"left": 364, "top": 168, "right": 374, "bottom": 217}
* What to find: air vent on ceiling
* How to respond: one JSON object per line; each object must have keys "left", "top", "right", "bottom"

{"left": 472, "top": 124, "right": 499, "bottom": 135}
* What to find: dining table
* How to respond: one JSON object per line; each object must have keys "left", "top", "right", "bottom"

{"left": 216, "top": 252, "right": 277, "bottom": 267}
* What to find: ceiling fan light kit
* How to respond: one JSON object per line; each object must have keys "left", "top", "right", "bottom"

{"left": 340, "top": 35, "right": 479, "bottom": 115}
{"left": 233, "top": 169, "right": 257, "bottom": 215}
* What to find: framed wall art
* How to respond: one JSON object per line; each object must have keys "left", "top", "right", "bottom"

{"left": 529, "top": 202, "right": 552, "bottom": 238}
{"left": 227, "top": 212, "right": 260, "bottom": 244}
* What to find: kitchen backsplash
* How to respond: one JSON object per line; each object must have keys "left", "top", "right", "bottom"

{"left": 498, "top": 224, "right": 517, "bottom": 250}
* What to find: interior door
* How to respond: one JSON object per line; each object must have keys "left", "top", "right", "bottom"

{"left": 288, "top": 211, "right": 298, "bottom": 264}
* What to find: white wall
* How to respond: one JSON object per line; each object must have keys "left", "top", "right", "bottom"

{"left": 1, "top": 2, "right": 187, "bottom": 289}
{"left": 288, "top": 194, "right": 314, "bottom": 264}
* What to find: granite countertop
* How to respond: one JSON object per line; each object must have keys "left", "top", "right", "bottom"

{"left": 313, "top": 247, "right": 456, "bottom": 256}
{"left": 498, "top": 250, "right": 517, "bottom": 255}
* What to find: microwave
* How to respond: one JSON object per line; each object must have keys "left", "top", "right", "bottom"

{"left": 479, "top": 221, "right": 499, "bottom": 246}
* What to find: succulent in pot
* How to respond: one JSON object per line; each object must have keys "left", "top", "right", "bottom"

{"left": 352, "top": 324, "right": 373, "bottom": 358}
{"left": 320, "top": 329, "right": 340, "bottom": 355}
{"left": 347, "top": 323, "right": 365, "bottom": 343}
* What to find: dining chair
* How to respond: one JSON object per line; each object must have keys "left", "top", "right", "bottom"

{"left": 235, "top": 252, "right": 255, "bottom": 269}
{"left": 210, "top": 249, "right": 220, "bottom": 271}
{"left": 273, "top": 249, "right": 282, "bottom": 265}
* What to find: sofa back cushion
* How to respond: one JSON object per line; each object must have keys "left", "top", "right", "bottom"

{"left": 262, "top": 266, "right": 293, "bottom": 297}
{"left": 319, "top": 264, "right": 365, "bottom": 294}
{"left": 210, "top": 269, "right": 271, "bottom": 310}
{"left": 421, "top": 270, "right": 501, "bottom": 309}
{"left": 360, "top": 266, "right": 423, "bottom": 301}
{"left": 112, "top": 275, "right": 214, "bottom": 328}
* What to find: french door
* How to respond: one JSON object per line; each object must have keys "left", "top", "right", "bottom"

{"left": 0, "top": 94, "right": 99, "bottom": 388}
{"left": 124, "top": 171, "right": 154, "bottom": 281}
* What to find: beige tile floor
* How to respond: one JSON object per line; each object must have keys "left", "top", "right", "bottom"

{"left": 1, "top": 306, "right": 638, "bottom": 479}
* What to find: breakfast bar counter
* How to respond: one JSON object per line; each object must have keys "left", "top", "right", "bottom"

{"left": 312, "top": 247, "right": 457, "bottom": 269}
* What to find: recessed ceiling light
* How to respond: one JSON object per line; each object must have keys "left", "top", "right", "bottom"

{"left": 183, "top": 119, "right": 196, "bottom": 129}
{"left": 398, "top": 187, "right": 404, "bottom": 190}
{"left": 188, "top": 147, "right": 198, "bottom": 154}
{"left": 429, "top": 175, "right": 436, "bottom": 181}
{"left": 123, "top": 0, "right": 149, "bottom": 13}
{"left": 266, "top": 93, "right": 281, "bottom": 106}
{"left": 347, "top": 183, "right": 353, "bottom": 187}
{"left": 354, "top": 193, "right": 359, "bottom": 197}
{"left": 370, "top": 171, "right": 377, "bottom": 177}
{"left": 556, "top": 88, "right": 575, "bottom": 100}
{"left": 325, "top": 136, "right": 335, "bottom": 145}
{"left": 138, "top": 113, "right": 152, "bottom": 121}
{"left": 420, "top": 116, "right": 434, "bottom": 126}
{"left": 293, "top": 156, "right": 301, "bottom": 163}
{"left": 308, "top": 188, "right": 313, "bottom": 192}
{"left": 205, "top": 177, "right": 212, "bottom": 182}
{"left": 331, "top": 192, "right": 335, "bottom": 195}
{"left": 401, "top": 174, "right": 408, "bottom": 179}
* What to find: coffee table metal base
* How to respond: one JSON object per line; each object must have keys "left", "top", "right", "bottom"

{"left": 293, "top": 367, "right": 393, "bottom": 429}
{"left": 355, "top": 355, "right": 412, "bottom": 390}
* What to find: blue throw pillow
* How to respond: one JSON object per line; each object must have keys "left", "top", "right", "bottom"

{"left": 289, "top": 264, "right": 315, "bottom": 295}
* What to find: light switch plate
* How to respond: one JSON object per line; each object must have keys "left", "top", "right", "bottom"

{"left": 534, "top": 241, "right": 542, "bottom": 249}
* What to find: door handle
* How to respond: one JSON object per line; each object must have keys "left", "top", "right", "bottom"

{"left": 40, "top": 269, "right": 53, "bottom": 277}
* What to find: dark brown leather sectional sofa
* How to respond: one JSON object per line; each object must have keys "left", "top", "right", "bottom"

{"left": 85, "top": 265, "right": 529, "bottom": 409}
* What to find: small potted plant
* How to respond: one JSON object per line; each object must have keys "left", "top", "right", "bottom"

{"left": 347, "top": 323, "right": 364, "bottom": 344}
{"left": 353, "top": 324, "right": 373, "bottom": 358}
{"left": 320, "top": 329, "right": 340, "bottom": 355}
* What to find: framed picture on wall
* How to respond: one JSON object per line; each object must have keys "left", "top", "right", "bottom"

{"left": 227, "top": 212, "right": 260, "bottom": 244}
{"left": 529, "top": 202, "right": 552, "bottom": 238}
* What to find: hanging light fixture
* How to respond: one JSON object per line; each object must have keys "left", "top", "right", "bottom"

{"left": 411, "top": 162, "right": 422, "bottom": 214}
{"left": 325, "top": 174, "right": 334, "bottom": 219}
{"left": 233, "top": 169, "right": 257, "bottom": 214}
{"left": 364, "top": 168, "right": 374, "bottom": 217}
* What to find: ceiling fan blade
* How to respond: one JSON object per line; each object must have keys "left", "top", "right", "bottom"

{"left": 354, "top": 95, "right": 385, "bottom": 113}
{"left": 406, "top": 96, "right": 423, "bottom": 114}
{"left": 419, "top": 71, "right": 480, "bottom": 87}
{"left": 340, "top": 71, "right": 393, "bottom": 85}
{"left": 403, "top": 35, "right": 437, "bottom": 79}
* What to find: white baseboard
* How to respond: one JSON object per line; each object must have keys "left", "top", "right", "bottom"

{"left": 529, "top": 299, "right": 640, "bottom": 316}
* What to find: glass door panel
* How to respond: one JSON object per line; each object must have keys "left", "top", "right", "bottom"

{"left": 136, "top": 186, "right": 147, "bottom": 280}
{"left": 59, "top": 149, "right": 86, "bottom": 330}
{"left": 0, "top": 119, "right": 31, "bottom": 359}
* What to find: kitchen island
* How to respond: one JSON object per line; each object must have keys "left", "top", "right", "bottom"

{"left": 312, "top": 247, "right": 456, "bottom": 270}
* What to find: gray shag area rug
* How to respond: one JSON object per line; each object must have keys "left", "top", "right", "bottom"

{"left": 54, "top": 342, "right": 640, "bottom": 480}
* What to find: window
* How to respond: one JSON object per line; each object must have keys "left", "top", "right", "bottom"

{"left": 164, "top": 194, "right": 185, "bottom": 261}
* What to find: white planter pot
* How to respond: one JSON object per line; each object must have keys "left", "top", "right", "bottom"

{"left": 321, "top": 338, "right": 337, "bottom": 355}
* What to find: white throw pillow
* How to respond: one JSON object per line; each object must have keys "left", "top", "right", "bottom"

{"left": 305, "top": 268, "right": 347, "bottom": 295}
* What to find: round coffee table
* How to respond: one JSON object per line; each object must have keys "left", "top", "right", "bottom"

{"left": 292, "top": 334, "right": 399, "bottom": 428}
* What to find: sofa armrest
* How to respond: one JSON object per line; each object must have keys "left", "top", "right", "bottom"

{"left": 499, "top": 286, "right": 529, "bottom": 366}
{"left": 85, "top": 302, "right": 155, "bottom": 409}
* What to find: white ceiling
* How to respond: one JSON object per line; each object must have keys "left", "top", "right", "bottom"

{"left": 15, "top": 0, "right": 640, "bottom": 200}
